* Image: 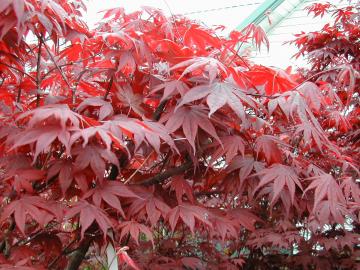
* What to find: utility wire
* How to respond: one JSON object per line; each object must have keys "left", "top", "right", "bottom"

{"left": 183, "top": 2, "right": 262, "bottom": 15}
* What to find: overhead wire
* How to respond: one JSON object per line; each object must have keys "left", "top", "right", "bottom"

{"left": 182, "top": 2, "right": 263, "bottom": 15}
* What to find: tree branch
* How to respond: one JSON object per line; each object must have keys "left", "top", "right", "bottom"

{"left": 33, "top": 174, "right": 58, "bottom": 193}
{"left": 16, "top": 87, "right": 22, "bottom": 103}
{"left": 65, "top": 237, "right": 92, "bottom": 270}
{"left": 124, "top": 151, "right": 154, "bottom": 184}
{"left": 226, "top": 26, "right": 252, "bottom": 67}
{"left": 48, "top": 237, "right": 77, "bottom": 269}
{"left": 136, "top": 159, "right": 193, "bottom": 186}
{"left": 152, "top": 99, "right": 168, "bottom": 121}
{"left": 0, "top": 62, "right": 36, "bottom": 82}
{"left": 0, "top": 219, "right": 15, "bottom": 256}
{"left": 41, "top": 52, "right": 103, "bottom": 81}
{"left": 195, "top": 190, "right": 223, "bottom": 197}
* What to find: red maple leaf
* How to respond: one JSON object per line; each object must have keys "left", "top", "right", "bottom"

{"left": 83, "top": 181, "right": 138, "bottom": 217}
{"left": 168, "top": 176, "right": 194, "bottom": 204}
{"left": 127, "top": 187, "right": 170, "bottom": 226}
{"left": 77, "top": 97, "right": 114, "bottom": 120}
{"left": 254, "top": 135, "right": 288, "bottom": 164}
{"left": 118, "top": 220, "right": 154, "bottom": 246}
{"left": 72, "top": 144, "right": 119, "bottom": 180}
{"left": 176, "top": 81, "right": 258, "bottom": 122}
{"left": 0, "top": 196, "right": 61, "bottom": 235}
{"left": 253, "top": 164, "right": 303, "bottom": 205}
{"left": 167, "top": 203, "right": 212, "bottom": 233}
{"left": 65, "top": 200, "right": 113, "bottom": 238}
{"left": 305, "top": 173, "right": 346, "bottom": 212}
{"left": 162, "top": 105, "right": 220, "bottom": 152}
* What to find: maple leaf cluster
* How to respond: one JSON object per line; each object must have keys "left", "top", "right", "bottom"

{"left": 0, "top": 1, "right": 358, "bottom": 269}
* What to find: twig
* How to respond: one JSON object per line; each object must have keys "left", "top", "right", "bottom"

{"left": 158, "top": 151, "right": 171, "bottom": 172}
{"left": 36, "top": 38, "right": 43, "bottom": 107}
{"left": 145, "top": 151, "right": 171, "bottom": 173}
{"left": 152, "top": 99, "right": 168, "bottom": 121}
{"left": 39, "top": 36, "right": 74, "bottom": 103}
{"left": 0, "top": 62, "right": 36, "bottom": 82}
{"left": 162, "top": 0, "right": 182, "bottom": 43}
{"left": 124, "top": 151, "right": 154, "bottom": 184}
{"left": 246, "top": 92, "right": 279, "bottom": 99}
{"left": 194, "top": 190, "right": 222, "bottom": 197}
{"left": 16, "top": 87, "right": 22, "bottom": 103}
{"left": 70, "top": 69, "right": 90, "bottom": 104}
{"left": 48, "top": 237, "right": 78, "bottom": 269}
{"left": 41, "top": 52, "right": 103, "bottom": 80}
{"left": 288, "top": 67, "right": 341, "bottom": 92}
{"left": 33, "top": 174, "right": 58, "bottom": 193}
{"left": 13, "top": 222, "right": 58, "bottom": 247}
{"left": 227, "top": 26, "right": 252, "bottom": 67}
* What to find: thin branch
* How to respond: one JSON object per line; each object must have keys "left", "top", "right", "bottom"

{"left": 0, "top": 62, "right": 36, "bottom": 82}
{"left": 227, "top": 27, "right": 252, "bottom": 67}
{"left": 162, "top": 0, "right": 182, "bottom": 43}
{"left": 195, "top": 190, "right": 223, "bottom": 197}
{"left": 288, "top": 67, "right": 341, "bottom": 92}
{"left": 39, "top": 36, "right": 74, "bottom": 102}
{"left": 152, "top": 99, "right": 168, "bottom": 121}
{"left": 41, "top": 63, "right": 73, "bottom": 80}
{"left": 40, "top": 51, "right": 104, "bottom": 80}
{"left": 33, "top": 174, "right": 58, "bottom": 193}
{"left": 136, "top": 159, "right": 193, "bottom": 186}
{"left": 13, "top": 222, "right": 58, "bottom": 247}
{"left": 48, "top": 237, "right": 78, "bottom": 269}
{"left": 36, "top": 38, "right": 43, "bottom": 107}
{"left": 146, "top": 155, "right": 169, "bottom": 173}
{"left": 0, "top": 219, "right": 15, "bottom": 255}
{"left": 16, "top": 88, "right": 22, "bottom": 103}
{"left": 124, "top": 151, "right": 154, "bottom": 184}
{"left": 246, "top": 92, "right": 279, "bottom": 99}
{"left": 157, "top": 151, "right": 171, "bottom": 172}
{"left": 70, "top": 69, "right": 90, "bottom": 104}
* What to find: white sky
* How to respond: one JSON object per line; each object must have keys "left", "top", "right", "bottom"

{"left": 84, "top": 0, "right": 260, "bottom": 33}
{"left": 83, "top": 0, "right": 330, "bottom": 69}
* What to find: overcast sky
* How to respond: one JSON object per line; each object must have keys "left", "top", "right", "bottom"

{"left": 84, "top": 0, "right": 260, "bottom": 33}
{"left": 83, "top": 0, "right": 319, "bottom": 68}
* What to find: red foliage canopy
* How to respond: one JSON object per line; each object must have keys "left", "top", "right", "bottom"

{"left": 0, "top": 1, "right": 358, "bottom": 269}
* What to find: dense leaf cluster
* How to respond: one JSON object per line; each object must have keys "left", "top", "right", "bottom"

{"left": 0, "top": 1, "right": 358, "bottom": 269}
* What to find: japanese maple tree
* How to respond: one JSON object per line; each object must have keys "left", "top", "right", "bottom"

{"left": 0, "top": 1, "right": 359, "bottom": 269}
